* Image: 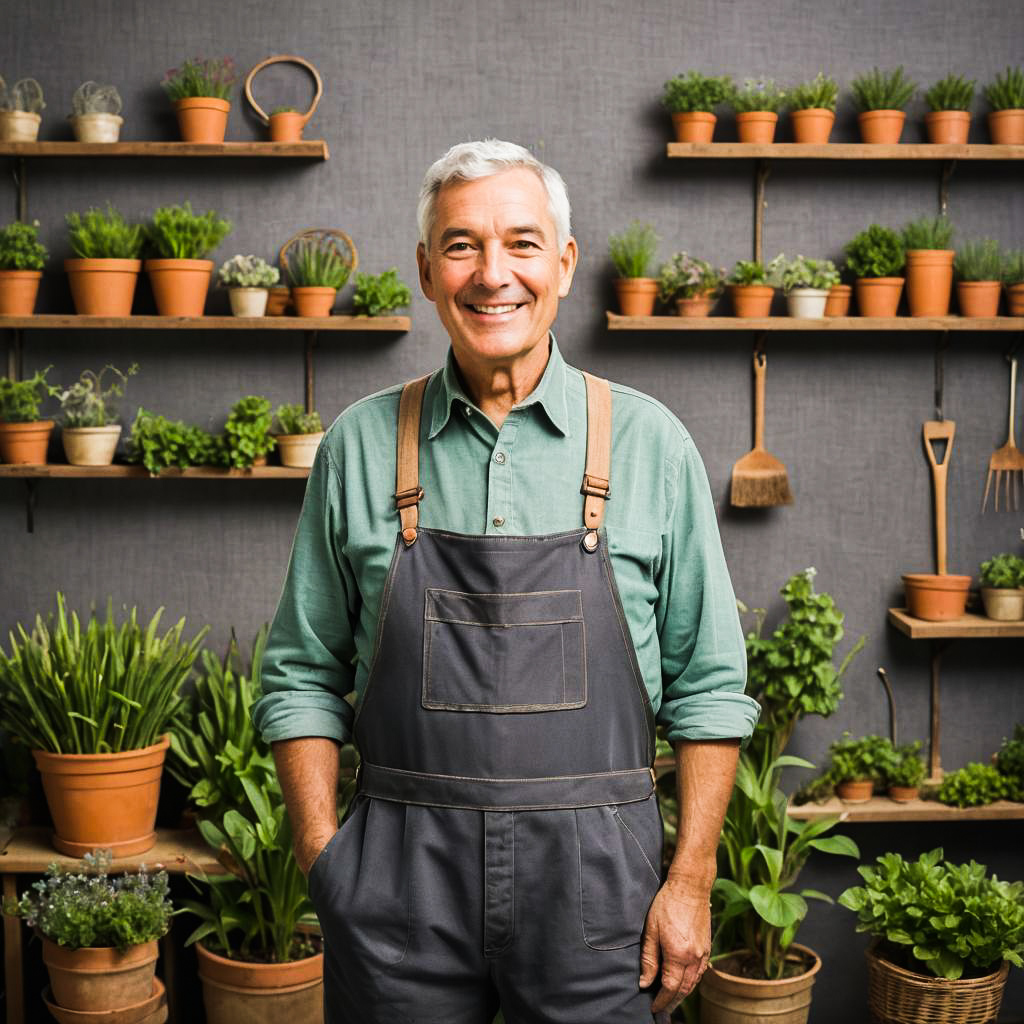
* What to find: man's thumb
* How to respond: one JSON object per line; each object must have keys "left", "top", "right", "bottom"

{"left": 638, "top": 920, "right": 660, "bottom": 987}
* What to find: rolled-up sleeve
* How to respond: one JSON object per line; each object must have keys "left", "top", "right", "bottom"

{"left": 655, "top": 440, "right": 760, "bottom": 744}
{"left": 252, "top": 445, "right": 357, "bottom": 744}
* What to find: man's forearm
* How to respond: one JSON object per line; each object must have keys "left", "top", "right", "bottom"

{"left": 271, "top": 736, "right": 341, "bottom": 875}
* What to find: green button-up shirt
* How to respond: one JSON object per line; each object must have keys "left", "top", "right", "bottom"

{"left": 253, "top": 339, "right": 758, "bottom": 746}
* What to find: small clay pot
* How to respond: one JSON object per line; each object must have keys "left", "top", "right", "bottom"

{"left": 836, "top": 779, "right": 874, "bottom": 802}
{"left": 266, "top": 286, "right": 291, "bottom": 315}
{"left": 1007, "top": 283, "right": 1024, "bottom": 317}
{"left": 858, "top": 109, "right": 906, "bottom": 144}
{"left": 887, "top": 785, "right": 920, "bottom": 803}
{"left": 855, "top": 277, "right": 904, "bottom": 317}
{"left": 925, "top": 111, "right": 970, "bottom": 144}
{"left": 988, "top": 109, "right": 1024, "bottom": 145}
{"left": 736, "top": 112, "right": 777, "bottom": 144}
{"left": 671, "top": 111, "right": 716, "bottom": 143}
{"left": 956, "top": 281, "right": 1001, "bottom": 318}
{"left": 0, "top": 269, "right": 43, "bottom": 314}
{"left": 613, "top": 278, "right": 658, "bottom": 316}
{"left": 173, "top": 97, "right": 230, "bottom": 143}
{"left": 790, "top": 108, "right": 834, "bottom": 144}
{"left": 730, "top": 285, "right": 774, "bottom": 318}
{"left": 980, "top": 587, "right": 1024, "bottom": 621}
{"left": 902, "top": 573, "right": 971, "bottom": 621}
{"left": 291, "top": 286, "right": 336, "bottom": 318}
{"left": 824, "top": 284, "right": 852, "bottom": 316}
{"left": 675, "top": 295, "right": 713, "bottom": 317}
{"left": 905, "top": 250, "right": 955, "bottom": 317}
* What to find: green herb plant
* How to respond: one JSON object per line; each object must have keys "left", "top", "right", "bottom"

{"left": 780, "top": 255, "right": 840, "bottom": 293}
{"left": 351, "top": 267, "right": 412, "bottom": 316}
{"left": 902, "top": 215, "right": 954, "bottom": 252}
{"left": 0, "top": 365, "right": 59, "bottom": 422}
{"left": 850, "top": 66, "right": 918, "bottom": 112}
{"left": 608, "top": 221, "right": 658, "bottom": 279}
{"left": 1003, "top": 250, "right": 1024, "bottom": 287}
{"left": 58, "top": 363, "right": 138, "bottom": 427}
{"left": 840, "top": 848, "right": 1024, "bottom": 979}
{"left": 985, "top": 67, "right": 1024, "bottom": 111}
{"left": 980, "top": 553, "right": 1024, "bottom": 588}
{"left": 661, "top": 71, "right": 733, "bottom": 113}
{"left": 161, "top": 58, "right": 236, "bottom": 101}
{"left": 270, "top": 105, "right": 298, "bottom": 115}
{"left": 146, "top": 202, "right": 232, "bottom": 261}
{"left": 273, "top": 403, "right": 323, "bottom": 435}
{"left": 727, "top": 254, "right": 785, "bottom": 288}
{"left": 937, "top": 762, "right": 1011, "bottom": 807}
{"left": 127, "top": 408, "right": 222, "bottom": 475}
{"left": 217, "top": 254, "right": 279, "bottom": 289}
{"left": 731, "top": 79, "right": 787, "bottom": 114}
{"left": 286, "top": 237, "right": 352, "bottom": 289}
{"left": 0, "top": 219, "right": 48, "bottom": 270}
{"left": 996, "top": 725, "right": 1024, "bottom": 799}
{"left": 825, "top": 733, "right": 892, "bottom": 786}
{"left": 844, "top": 225, "right": 905, "bottom": 278}
{"left": 222, "top": 395, "right": 275, "bottom": 469}
{"left": 657, "top": 252, "right": 725, "bottom": 304}
{"left": 66, "top": 205, "right": 144, "bottom": 260}
{"left": 955, "top": 240, "right": 1002, "bottom": 282}
{"left": 881, "top": 740, "right": 926, "bottom": 789}
{"left": 925, "top": 74, "right": 976, "bottom": 112}
{"left": 787, "top": 73, "right": 839, "bottom": 112}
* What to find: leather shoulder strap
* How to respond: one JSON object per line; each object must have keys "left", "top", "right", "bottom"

{"left": 580, "top": 371, "right": 612, "bottom": 532}
{"left": 395, "top": 374, "right": 431, "bottom": 545}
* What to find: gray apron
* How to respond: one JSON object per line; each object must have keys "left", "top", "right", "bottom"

{"left": 309, "top": 371, "right": 663, "bottom": 1023}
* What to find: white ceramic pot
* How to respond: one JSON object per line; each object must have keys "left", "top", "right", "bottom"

{"left": 229, "top": 287, "right": 269, "bottom": 317}
{"left": 276, "top": 431, "right": 325, "bottom": 468}
{"left": 0, "top": 111, "right": 41, "bottom": 142}
{"left": 70, "top": 113, "right": 123, "bottom": 143}
{"left": 61, "top": 425, "right": 122, "bottom": 467}
{"left": 786, "top": 288, "right": 829, "bottom": 318}
{"left": 981, "top": 587, "right": 1024, "bottom": 621}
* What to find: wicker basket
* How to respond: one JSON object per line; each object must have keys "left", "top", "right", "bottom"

{"left": 865, "top": 947, "right": 1009, "bottom": 1024}
{"left": 278, "top": 228, "right": 358, "bottom": 287}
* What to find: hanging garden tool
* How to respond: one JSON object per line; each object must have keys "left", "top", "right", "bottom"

{"left": 731, "top": 349, "right": 793, "bottom": 507}
{"left": 982, "top": 354, "right": 1023, "bottom": 512}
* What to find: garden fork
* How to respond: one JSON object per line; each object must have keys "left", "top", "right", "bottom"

{"left": 982, "top": 355, "right": 1024, "bottom": 512}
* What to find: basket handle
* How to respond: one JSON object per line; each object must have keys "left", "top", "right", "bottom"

{"left": 244, "top": 55, "right": 323, "bottom": 126}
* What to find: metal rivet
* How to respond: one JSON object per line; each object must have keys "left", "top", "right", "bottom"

{"left": 582, "top": 531, "right": 599, "bottom": 552}
{"left": 494, "top": 451, "right": 506, "bottom": 464}
{"left": 402, "top": 527, "right": 418, "bottom": 545}
{"left": 492, "top": 516, "right": 505, "bottom": 527}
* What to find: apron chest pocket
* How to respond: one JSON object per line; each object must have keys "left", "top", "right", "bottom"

{"left": 422, "top": 588, "right": 587, "bottom": 712}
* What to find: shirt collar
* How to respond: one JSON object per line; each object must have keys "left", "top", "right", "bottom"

{"left": 427, "top": 333, "right": 571, "bottom": 439}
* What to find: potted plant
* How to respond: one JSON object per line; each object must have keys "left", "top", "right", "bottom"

{"left": 954, "top": 239, "right": 1002, "bottom": 317}
{"left": 217, "top": 254, "right": 280, "bottom": 317}
{"left": 352, "top": 267, "right": 413, "bottom": 316}
{"left": 273, "top": 402, "right": 324, "bottom": 468}
{"left": 880, "top": 740, "right": 926, "bottom": 802}
{"left": 780, "top": 255, "right": 840, "bottom": 318}
{"left": 4, "top": 850, "right": 173, "bottom": 1016}
{"left": 68, "top": 81, "right": 123, "bottom": 143}
{"left": 1004, "top": 249, "right": 1024, "bottom": 316}
{"left": 726, "top": 254, "right": 784, "bottom": 317}
{"left": 607, "top": 220, "right": 659, "bottom": 316}
{"left": 840, "top": 848, "right": 1024, "bottom": 1024}
{"left": 902, "top": 215, "right": 955, "bottom": 316}
{"left": 242, "top": 55, "right": 324, "bottom": 143}
{"left": 0, "top": 592, "right": 206, "bottom": 855}
{"left": 824, "top": 265, "right": 853, "bottom": 316}
{"left": 979, "top": 552, "right": 1024, "bottom": 621}
{"left": 661, "top": 70, "right": 733, "bottom": 143}
{"left": 824, "top": 733, "right": 891, "bottom": 802}
{"left": 730, "top": 78, "right": 787, "bottom": 143}
{"left": 144, "top": 201, "right": 232, "bottom": 316}
{"left": 58, "top": 363, "right": 138, "bottom": 466}
{"left": 161, "top": 57, "right": 236, "bottom": 143}
{"left": 65, "top": 204, "right": 144, "bottom": 315}
{"left": 850, "top": 66, "right": 917, "bottom": 144}
{"left": 127, "top": 408, "right": 223, "bottom": 475}
{"left": 285, "top": 235, "right": 353, "bottom": 317}
{"left": 787, "top": 72, "right": 839, "bottom": 144}
{"left": 985, "top": 66, "right": 1024, "bottom": 144}
{"left": 0, "top": 76, "right": 45, "bottom": 141}
{"left": 844, "top": 224, "right": 905, "bottom": 316}
{"left": 0, "top": 365, "right": 58, "bottom": 464}
{"left": 937, "top": 762, "right": 1013, "bottom": 807}
{"left": 656, "top": 251, "right": 725, "bottom": 316}
{"left": 223, "top": 395, "right": 276, "bottom": 469}
{"left": 0, "top": 218, "right": 48, "bottom": 314}
{"left": 924, "top": 73, "right": 975, "bottom": 144}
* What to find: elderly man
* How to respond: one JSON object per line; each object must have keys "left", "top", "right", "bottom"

{"left": 253, "top": 139, "right": 758, "bottom": 1023}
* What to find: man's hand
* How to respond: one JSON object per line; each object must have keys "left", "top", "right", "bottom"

{"left": 639, "top": 878, "right": 711, "bottom": 1014}
{"left": 294, "top": 827, "right": 339, "bottom": 877}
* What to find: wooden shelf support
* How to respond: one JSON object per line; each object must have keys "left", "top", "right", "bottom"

{"left": 754, "top": 158, "right": 771, "bottom": 264}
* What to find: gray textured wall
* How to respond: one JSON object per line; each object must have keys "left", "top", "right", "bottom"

{"left": 2, "top": 1, "right": 1023, "bottom": 1021}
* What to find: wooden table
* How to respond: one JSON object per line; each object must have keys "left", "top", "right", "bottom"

{"left": 1, "top": 826, "right": 224, "bottom": 1024}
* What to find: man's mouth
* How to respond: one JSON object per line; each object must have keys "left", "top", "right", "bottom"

{"left": 465, "top": 302, "right": 524, "bottom": 315}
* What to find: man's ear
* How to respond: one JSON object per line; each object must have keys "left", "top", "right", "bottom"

{"left": 416, "top": 242, "right": 435, "bottom": 301}
{"left": 558, "top": 236, "right": 579, "bottom": 299}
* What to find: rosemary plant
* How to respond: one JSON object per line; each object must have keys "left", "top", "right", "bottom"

{"left": 925, "top": 74, "right": 976, "bottom": 112}
{"left": 787, "top": 73, "right": 839, "bottom": 112}
{"left": 66, "top": 205, "right": 144, "bottom": 259}
{"left": 850, "top": 66, "right": 917, "bottom": 112}
{"left": 955, "top": 240, "right": 1002, "bottom": 282}
{"left": 608, "top": 221, "right": 659, "bottom": 279}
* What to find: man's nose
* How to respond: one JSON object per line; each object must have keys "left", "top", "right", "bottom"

{"left": 474, "top": 242, "right": 511, "bottom": 290}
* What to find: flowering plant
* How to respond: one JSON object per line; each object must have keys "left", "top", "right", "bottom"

{"left": 217, "top": 254, "right": 279, "bottom": 289}
{"left": 59, "top": 364, "right": 138, "bottom": 427}
{"left": 161, "top": 58, "right": 236, "bottom": 101}
{"left": 780, "top": 255, "right": 840, "bottom": 293}
{"left": 657, "top": 251, "right": 726, "bottom": 303}
{"left": 4, "top": 849, "right": 173, "bottom": 951}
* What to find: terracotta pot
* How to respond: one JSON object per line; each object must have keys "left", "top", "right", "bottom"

{"left": 196, "top": 942, "right": 323, "bottom": 1024}
{"left": 43, "top": 978, "right": 167, "bottom": 1024}
{"left": 902, "top": 573, "right": 971, "bottom": 621}
{"left": 266, "top": 286, "right": 291, "bottom": 315}
{"left": 736, "top": 112, "right": 777, "bottom": 144}
{"left": 65, "top": 258, "right": 141, "bottom": 316}
{"left": 824, "top": 284, "right": 852, "bottom": 316}
{"left": 675, "top": 295, "right": 713, "bottom": 317}
{"left": 790, "top": 108, "right": 834, "bottom": 144}
{"left": 70, "top": 113, "right": 123, "bottom": 144}
{"left": 144, "top": 258, "right": 213, "bottom": 316}
{"left": 173, "top": 97, "right": 231, "bottom": 143}
{"left": 888, "top": 785, "right": 920, "bottom": 803}
{"left": 612, "top": 278, "right": 658, "bottom": 316}
{"left": 42, "top": 938, "right": 158, "bottom": 1012}
{"left": 276, "top": 431, "right": 324, "bottom": 468}
{"left": 291, "top": 286, "right": 337, "bottom": 318}
{"left": 730, "top": 284, "right": 774, "bottom": 318}
{"left": 229, "top": 287, "right": 269, "bottom": 317}
{"left": 981, "top": 587, "right": 1024, "bottom": 621}
{"left": 905, "top": 250, "right": 955, "bottom": 316}
{"left": 0, "top": 269, "right": 43, "bottom": 314}
{"left": 786, "top": 288, "right": 829, "bottom": 318}
{"left": 925, "top": 110, "right": 970, "bottom": 145}
{"left": 62, "top": 425, "right": 122, "bottom": 467}
{"left": 0, "top": 419, "right": 54, "bottom": 464}
{"left": 0, "top": 110, "right": 41, "bottom": 142}
{"left": 269, "top": 111, "right": 307, "bottom": 142}
{"left": 858, "top": 109, "right": 906, "bottom": 144}
{"left": 836, "top": 779, "right": 874, "bottom": 802}
{"left": 672, "top": 111, "right": 716, "bottom": 143}
{"left": 988, "top": 109, "right": 1024, "bottom": 145}
{"left": 700, "top": 944, "right": 821, "bottom": 1024}
{"left": 1007, "top": 283, "right": 1024, "bottom": 316}
{"left": 32, "top": 735, "right": 169, "bottom": 856}
{"left": 855, "top": 277, "right": 903, "bottom": 317}
{"left": 956, "top": 280, "right": 1001, "bottom": 318}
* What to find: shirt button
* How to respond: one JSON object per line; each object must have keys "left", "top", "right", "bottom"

{"left": 492, "top": 516, "right": 505, "bottom": 527}
{"left": 494, "top": 452, "right": 506, "bottom": 464}
{"left": 464, "top": 406, "right": 472, "bottom": 417}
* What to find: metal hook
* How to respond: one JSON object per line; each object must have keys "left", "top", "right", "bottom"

{"left": 753, "top": 331, "right": 766, "bottom": 363}
{"left": 877, "top": 668, "right": 898, "bottom": 747}
{"left": 1004, "top": 337, "right": 1021, "bottom": 364}
{"left": 934, "top": 332, "right": 949, "bottom": 421}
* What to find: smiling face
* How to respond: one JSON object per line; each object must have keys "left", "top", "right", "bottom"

{"left": 416, "top": 168, "right": 578, "bottom": 382}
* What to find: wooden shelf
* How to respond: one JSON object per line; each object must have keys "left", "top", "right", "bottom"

{"left": 0, "top": 314, "right": 410, "bottom": 331}
{"left": 788, "top": 796, "right": 1024, "bottom": 822}
{"left": 0, "top": 464, "right": 310, "bottom": 479}
{"left": 0, "top": 140, "right": 329, "bottom": 159}
{"left": 606, "top": 313, "right": 1024, "bottom": 331}
{"left": 667, "top": 142, "right": 1024, "bottom": 160}
{"left": 888, "top": 608, "right": 1024, "bottom": 639}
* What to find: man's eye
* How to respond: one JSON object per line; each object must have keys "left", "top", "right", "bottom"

{"left": 445, "top": 242, "right": 472, "bottom": 253}
{"left": 513, "top": 240, "right": 538, "bottom": 249}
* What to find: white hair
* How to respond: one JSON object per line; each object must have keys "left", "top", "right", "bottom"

{"left": 417, "top": 139, "right": 572, "bottom": 252}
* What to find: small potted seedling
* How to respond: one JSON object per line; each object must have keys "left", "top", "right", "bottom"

{"left": 729, "top": 78, "right": 787, "bottom": 143}
{"left": 902, "top": 215, "right": 955, "bottom": 317}
{"left": 0, "top": 76, "right": 45, "bottom": 141}
{"left": 924, "top": 73, "right": 975, "bottom": 144}
{"left": 726, "top": 254, "right": 784, "bottom": 317}
{"left": 608, "top": 221, "right": 659, "bottom": 316}
{"left": 217, "top": 254, "right": 280, "bottom": 317}
{"left": 844, "top": 224, "right": 906, "bottom": 316}
{"left": 1004, "top": 249, "right": 1024, "bottom": 316}
{"left": 0, "top": 365, "right": 59, "bottom": 464}
{"left": 656, "top": 251, "right": 725, "bottom": 317}
{"left": 979, "top": 553, "right": 1024, "bottom": 621}
{"left": 272, "top": 402, "right": 324, "bottom": 468}
{"left": 65, "top": 204, "right": 145, "bottom": 316}
{"left": 661, "top": 71, "right": 733, "bottom": 143}
{"left": 787, "top": 72, "right": 839, "bottom": 143}
{"left": 826, "top": 733, "right": 892, "bottom": 802}
{"left": 285, "top": 236, "right": 353, "bottom": 317}
{"left": 0, "top": 218, "right": 48, "bottom": 315}
{"left": 161, "top": 57, "right": 236, "bottom": 143}
{"left": 882, "top": 740, "right": 926, "bottom": 802}
{"left": 58, "top": 364, "right": 138, "bottom": 467}
{"left": 955, "top": 239, "right": 1002, "bottom": 317}
{"left": 851, "top": 66, "right": 917, "bottom": 143}
{"left": 985, "top": 66, "right": 1024, "bottom": 144}
{"left": 781, "top": 254, "right": 840, "bottom": 317}
{"left": 68, "top": 81, "right": 123, "bottom": 143}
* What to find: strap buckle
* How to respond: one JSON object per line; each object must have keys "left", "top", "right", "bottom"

{"left": 394, "top": 485, "right": 424, "bottom": 510}
{"left": 580, "top": 474, "right": 611, "bottom": 500}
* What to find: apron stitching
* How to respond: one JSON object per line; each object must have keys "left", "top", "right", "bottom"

{"left": 612, "top": 806, "right": 661, "bottom": 882}
{"left": 363, "top": 763, "right": 653, "bottom": 783}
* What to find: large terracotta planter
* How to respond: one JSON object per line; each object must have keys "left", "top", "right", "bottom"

{"left": 173, "top": 97, "right": 230, "bottom": 143}
{"left": 836, "top": 779, "right": 874, "bottom": 802}
{"left": 700, "top": 944, "right": 821, "bottom": 1024}
{"left": 276, "top": 431, "right": 324, "bottom": 469}
{"left": 902, "top": 573, "right": 971, "bottom": 621}
{"left": 62, "top": 425, "right": 122, "bottom": 466}
{"left": 956, "top": 281, "right": 1001, "bottom": 318}
{"left": 42, "top": 938, "right": 159, "bottom": 1012}
{"left": 736, "top": 112, "right": 777, "bottom": 144}
{"left": 1007, "top": 283, "right": 1024, "bottom": 316}
{"left": 926, "top": 111, "right": 970, "bottom": 144}
{"left": 43, "top": 978, "right": 167, "bottom": 1024}
{"left": 672, "top": 111, "right": 716, "bottom": 143}
{"left": 825, "top": 284, "right": 852, "bottom": 316}
{"left": 196, "top": 942, "right": 323, "bottom": 1024}
{"left": 988, "top": 109, "right": 1024, "bottom": 145}
{"left": 730, "top": 285, "right": 774, "bottom": 318}
{"left": 0, "top": 419, "right": 54, "bottom": 464}
{"left": 981, "top": 587, "right": 1024, "bottom": 621}
{"left": 612, "top": 278, "right": 658, "bottom": 316}
{"left": 291, "top": 286, "right": 336, "bottom": 318}
{"left": 790, "top": 108, "right": 834, "bottom": 144}
{"left": 0, "top": 269, "right": 42, "bottom": 314}
{"left": 32, "top": 735, "right": 169, "bottom": 856}
{"left": 0, "top": 110, "right": 41, "bottom": 142}
{"left": 858, "top": 109, "right": 906, "bottom": 144}
{"left": 906, "top": 250, "right": 955, "bottom": 316}
{"left": 855, "top": 277, "right": 904, "bottom": 317}
{"left": 65, "top": 258, "right": 141, "bottom": 316}
{"left": 145, "top": 258, "right": 213, "bottom": 316}
{"left": 70, "top": 113, "right": 123, "bottom": 144}
{"left": 675, "top": 295, "right": 713, "bottom": 317}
